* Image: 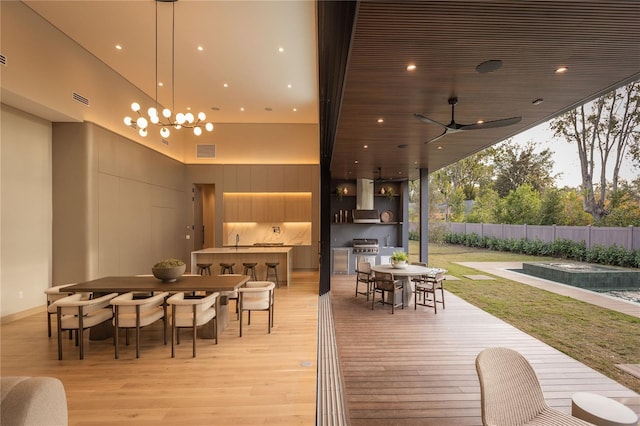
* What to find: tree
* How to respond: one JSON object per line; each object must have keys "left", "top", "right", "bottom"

{"left": 495, "top": 184, "right": 542, "bottom": 224}
{"left": 465, "top": 188, "right": 500, "bottom": 223}
{"left": 550, "top": 81, "right": 640, "bottom": 221}
{"left": 489, "top": 139, "right": 557, "bottom": 197}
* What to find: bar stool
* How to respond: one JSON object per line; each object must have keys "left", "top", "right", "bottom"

{"left": 265, "top": 262, "right": 280, "bottom": 288}
{"left": 243, "top": 262, "right": 258, "bottom": 281}
{"left": 220, "top": 263, "right": 235, "bottom": 274}
{"left": 197, "top": 263, "right": 212, "bottom": 276}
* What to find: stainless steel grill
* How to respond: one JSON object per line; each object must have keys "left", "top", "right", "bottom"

{"left": 352, "top": 238, "right": 379, "bottom": 254}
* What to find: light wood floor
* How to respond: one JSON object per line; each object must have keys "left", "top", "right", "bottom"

{"left": 330, "top": 274, "right": 640, "bottom": 426}
{"left": 0, "top": 271, "right": 320, "bottom": 426}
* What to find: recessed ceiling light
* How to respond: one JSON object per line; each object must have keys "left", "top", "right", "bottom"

{"left": 437, "top": 146, "right": 443, "bottom": 150}
{"left": 476, "top": 59, "right": 503, "bottom": 73}
{"left": 532, "top": 98, "right": 544, "bottom": 105}
{"left": 292, "top": 108, "right": 297, "bottom": 112}
{"left": 363, "top": 145, "right": 368, "bottom": 149}
{"left": 476, "top": 120, "right": 484, "bottom": 124}
{"left": 377, "top": 118, "right": 384, "bottom": 123}
{"left": 223, "top": 83, "right": 229, "bottom": 88}
{"left": 158, "top": 82, "right": 163, "bottom": 87}
{"left": 278, "top": 47, "right": 284, "bottom": 53}
{"left": 186, "top": 107, "right": 191, "bottom": 111}
{"left": 406, "top": 64, "right": 417, "bottom": 71}
{"left": 287, "top": 84, "right": 292, "bottom": 89}
{"left": 354, "top": 160, "right": 358, "bottom": 164}
{"left": 555, "top": 66, "right": 569, "bottom": 73}
{"left": 115, "top": 44, "right": 123, "bottom": 50}
{"left": 240, "top": 107, "right": 245, "bottom": 112}
{"left": 197, "top": 46, "right": 204, "bottom": 51}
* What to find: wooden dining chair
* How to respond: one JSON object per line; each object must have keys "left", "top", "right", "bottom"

{"left": 371, "top": 272, "right": 404, "bottom": 314}
{"left": 355, "top": 261, "right": 375, "bottom": 300}
{"left": 414, "top": 270, "right": 446, "bottom": 313}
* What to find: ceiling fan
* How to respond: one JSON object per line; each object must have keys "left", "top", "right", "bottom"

{"left": 414, "top": 97, "right": 522, "bottom": 144}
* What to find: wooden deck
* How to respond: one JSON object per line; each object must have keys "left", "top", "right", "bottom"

{"left": 330, "top": 273, "right": 640, "bottom": 425}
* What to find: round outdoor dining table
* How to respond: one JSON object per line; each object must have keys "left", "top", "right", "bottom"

{"left": 371, "top": 264, "right": 446, "bottom": 307}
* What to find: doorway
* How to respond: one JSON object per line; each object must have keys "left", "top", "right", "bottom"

{"left": 193, "top": 184, "right": 215, "bottom": 249}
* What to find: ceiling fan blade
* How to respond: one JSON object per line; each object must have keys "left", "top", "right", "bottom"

{"left": 424, "top": 128, "right": 448, "bottom": 144}
{"left": 459, "top": 116, "right": 522, "bottom": 131}
{"left": 414, "top": 113, "right": 447, "bottom": 129}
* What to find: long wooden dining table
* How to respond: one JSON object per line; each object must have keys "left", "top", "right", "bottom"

{"left": 63, "top": 274, "right": 250, "bottom": 339}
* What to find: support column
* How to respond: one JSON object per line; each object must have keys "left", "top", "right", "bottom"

{"left": 419, "top": 168, "right": 429, "bottom": 263}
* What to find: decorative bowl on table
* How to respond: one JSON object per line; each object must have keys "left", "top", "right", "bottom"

{"left": 151, "top": 259, "right": 186, "bottom": 282}
{"left": 391, "top": 260, "right": 408, "bottom": 269}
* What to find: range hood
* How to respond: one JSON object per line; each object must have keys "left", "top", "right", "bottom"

{"left": 353, "top": 178, "right": 380, "bottom": 223}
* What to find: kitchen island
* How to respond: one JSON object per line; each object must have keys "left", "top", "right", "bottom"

{"left": 190, "top": 247, "right": 293, "bottom": 286}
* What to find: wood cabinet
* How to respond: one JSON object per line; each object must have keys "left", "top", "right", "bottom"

{"left": 224, "top": 192, "right": 311, "bottom": 223}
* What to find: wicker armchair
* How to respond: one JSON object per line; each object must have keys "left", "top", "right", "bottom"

{"left": 475, "top": 347, "right": 594, "bottom": 425}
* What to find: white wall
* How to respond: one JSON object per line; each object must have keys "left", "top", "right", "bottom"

{"left": 1, "top": 104, "right": 53, "bottom": 317}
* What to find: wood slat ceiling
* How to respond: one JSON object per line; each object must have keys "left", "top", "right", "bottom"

{"left": 327, "top": 1, "right": 640, "bottom": 181}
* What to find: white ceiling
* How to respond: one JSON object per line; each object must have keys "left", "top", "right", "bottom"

{"left": 23, "top": 0, "right": 319, "bottom": 126}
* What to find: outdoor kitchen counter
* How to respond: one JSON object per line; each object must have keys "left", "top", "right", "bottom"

{"left": 190, "top": 247, "right": 292, "bottom": 286}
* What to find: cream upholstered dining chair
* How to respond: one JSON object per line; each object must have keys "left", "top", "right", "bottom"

{"left": 44, "top": 283, "right": 90, "bottom": 337}
{"left": 167, "top": 291, "right": 219, "bottom": 358}
{"left": 413, "top": 269, "right": 446, "bottom": 313}
{"left": 218, "top": 273, "right": 242, "bottom": 320}
{"left": 355, "top": 262, "right": 375, "bottom": 300}
{"left": 237, "top": 281, "right": 275, "bottom": 337}
{"left": 371, "top": 271, "right": 404, "bottom": 314}
{"left": 110, "top": 291, "right": 169, "bottom": 359}
{"left": 54, "top": 292, "right": 118, "bottom": 360}
{"left": 475, "top": 347, "right": 594, "bottom": 426}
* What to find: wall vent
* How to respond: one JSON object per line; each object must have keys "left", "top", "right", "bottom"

{"left": 0, "top": 54, "right": 6, "bottom": 66}
{"left": 196, "top": 144, "right": 216, "bottom": 158}
{"left": 72, "top": 92, "right": 89, "bottom": 106}
{"left": 161, "top": 138, "right": 169, "bottom": 146}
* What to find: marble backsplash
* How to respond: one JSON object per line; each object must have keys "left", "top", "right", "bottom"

{"left": 223, "top": 222, "right": 312, "bottom": 246}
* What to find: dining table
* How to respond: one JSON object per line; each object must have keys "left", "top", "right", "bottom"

{"left": 63, "top": 274, "right": 249, "bottom": 339}
{"left": 371, "top": 264, "right": 446, "bottom": 307}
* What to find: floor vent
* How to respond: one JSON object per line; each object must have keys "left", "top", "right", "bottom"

{"left": 0, "top": 54, "right": 6, "bottom": 66}
{"left": 72, "top": 92, "right": 89, "bottom": 106}
{"left": 196, "top": 144, "right": 216, "bottom": 158}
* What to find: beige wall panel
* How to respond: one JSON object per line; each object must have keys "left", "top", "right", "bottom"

{"left": 98, "top": 173, "right": 120, "bottom": 277}
{"left": 151, "top": 206, "right": 184, "bottom": 264}
{"left": 1, "top": 105, "right": 52, "bottom": 317}
{"left": 283, "top": 166, "right": 299, "bottom": 191}
{"left": 118, "top": 179, "right": 153, "bottom": 275}
{"left": 223, "top": 165, "right": 237, "bottom": 191}
{"left": 52, "top": 123, "right": 92, "bottom": 284}
{"left": 236, "top": 166, "right": 252, "bottom": 191}
{"left": 115, "top": 137, "right": 153, "bottom": 184}
{"left": 251, "top": 167, "right": 269, "bottom": 192}
{"left": 97, "top": 129, "right": 119, "bottom": 177}
{"left": 268, "top": 167, "right": 284, "bottom": 191}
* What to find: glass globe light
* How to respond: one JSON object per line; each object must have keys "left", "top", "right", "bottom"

{"left": 162, "top": 108, "right": 172, "bottom": 118}
{"left": 124, "top": 116, "right": 132, "bottom": 126}
{"left": 160, "top": 127, "right": 170, "bottom": 138}
{"left": 205, "top": 123, "right": 214, "bottom": 131}
{"left": 150, "top": 115, "right": 160, "bottom": 124}
{"left": 193, "top": 126, "right": 202, "bottom": 136}
{"left": 174, "top": 124, "right": 182, "bottom": 130}
{"left": 136, "top": 117, "right": 148, "bottom": 129}
{"left": 147, "top": 107, "right": 158, "bottom": 117}
{"left": 185, "top": 113, "right": 194, "bottom": 123}
{"left": 198, "top": 112, "right": 206, "bottom": 121}
{"left": 131, "top": 102, "right": 141, "bottom": 112}
{"left": 138, "top": 128, "right": 147, "bottom": 137}
{"left": 176, "top": 113, "right": 186, "bottom": 125}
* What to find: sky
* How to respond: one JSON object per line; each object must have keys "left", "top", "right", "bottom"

{"left": 508, "top": 121, "right": 638, "bottom": 188}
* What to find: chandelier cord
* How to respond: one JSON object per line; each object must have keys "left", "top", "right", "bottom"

{"left": 171, "top": 1, "right": 175, "bottom": 115}
{"left": 155, "top": 1, "right": 158, "bottom": 111}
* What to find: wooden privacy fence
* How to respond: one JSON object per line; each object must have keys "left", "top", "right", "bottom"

{"left": 442, "top": 223, "right": 640, "bottom": 251}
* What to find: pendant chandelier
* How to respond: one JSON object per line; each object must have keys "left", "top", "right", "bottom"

{"left": 124, "top": 0, "right": 213, "bottom": 138}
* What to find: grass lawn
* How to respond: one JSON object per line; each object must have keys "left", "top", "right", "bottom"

{"left": 409, "top": 241, "right": 640, "bottom": 394}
